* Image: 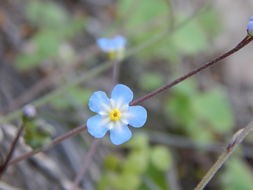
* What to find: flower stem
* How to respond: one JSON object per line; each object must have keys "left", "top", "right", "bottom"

{"left": 112, "top": 60, "right": 120, "bottom": 86}
{"left": 194, "top": 120, "right": 253, "bottom": 190}
{"left": 131, "top": 35, "right": 253, "bottom": 106}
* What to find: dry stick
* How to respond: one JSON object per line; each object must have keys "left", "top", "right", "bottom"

{"left": 8, "top": 35, "right": 253, "bottom": 167}
{"left": 0, "top": 124, "right": 24, "bottom": 177}
{"left": 130, "top": 35, "right": 253, "bottom": 106}
{"left": 194, "top": 120, "right": 253, "bottom": 190}
{"left": 70, "top": 139, "right": 99, "bottom": 190}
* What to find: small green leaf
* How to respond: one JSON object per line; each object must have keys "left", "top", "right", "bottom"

{"left": 24, "top": 119, "right": 54, "bottom": 149}
{"left": 150, "top": 146, "right": 172, "bottom": 171}
{"left": 123, "top": 150, "right": 149, "bottom": 174}
{"left": 97, "top": 175, "right": 110, "bottom": 190}
{"left": 139, "top": 72, "right": 164, "bottom": 91}
{"left": 221, "top": 158, "right": 253, "bottom": 190}
{"left": 126, "top": 133, "right": 149, "bottom": 149}
{"left": 171, "top": 16, "right": 208, "bottom": 55}
{"left": 192, "top": 89, "right": 234, "bottom": 133}
{"left": 104, "top": 155, "right": 119, "bottom": 171}
{"left": 198, "top": 8, "right": 223, "bottom": 37}
{"left": 118, "top": 0, "right": 168, "bottom": 30}
{"left": 111, "top": 173, "right": 141, "bottom": 190}
{"left": 26, "top": 1, "right": 68, "bottom": 28}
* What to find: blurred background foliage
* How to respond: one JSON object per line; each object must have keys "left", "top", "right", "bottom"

{"left": 1, "top": 0, "right": 253, "bottom": 189}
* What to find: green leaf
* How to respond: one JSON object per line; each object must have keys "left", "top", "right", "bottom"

{"left": 221, "top": 158, "right": 253, "bottom": 190}
{"left": 24, "top": 119, "right": 54, "bottom": 149}
{"left": 188, "top": 123, "right": 213, "bottom": 144}
{"left": 15, "top": 31, "right": 61, "bottom": 71}
{"left": 15, "top": 54, "right": 43, "bottom": 71}
{"left": 171, "top": 16, "right": 208, "bottom": 55}
{"left": 97, "top": 175, "right": 110, "bottom": 190}
{"left": 118, "top": 0, "right": 168, "bottom": 30}
{"left": 26, "top": 1, "right": 68, "bottom": 28}
{"left": 140, "top": 72, "right": 164, "bottom": 91}
{"left": 165, "top": 80, "right": 197, "bottom": 126}
{"left": 197, "top": 8, "right": 223, "bottom": 37}
{"left": 192, "top": 89, "right": 234, "bottom": 133}
{"left": 126, "top": 133, "right": 149, "bottom": 149}
{"left": 123, "top": 149, "right": 149, "bottom": 174}
{"left": 150, "top": 146, "right": 172, "bottom": 171}
{"left": 104, "top": 154, "right": 119, "bottom": 171}
{"left": 146, "top": 164, "right": 168, "bottom": 190}
{"left": 111, "top": 173, "right": 141, "bottom": 190}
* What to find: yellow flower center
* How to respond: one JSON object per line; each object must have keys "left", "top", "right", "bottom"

{"left": 108, "top": 51, "right": 117, "bottom": 60}
{"left": 109, "top": 109, "right": 121, "bottom": 121}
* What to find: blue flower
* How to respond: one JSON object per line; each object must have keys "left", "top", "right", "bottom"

{"left": 87, "top": 84, "right": 147, "bottom": 145}
{"left": 247, "top": 16, "right": 253, "bottom": 36}
{"left": 96, "top": 36, "right": 127, "bottom": 60}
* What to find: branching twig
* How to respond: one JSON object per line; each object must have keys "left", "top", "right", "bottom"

{"left": 8, "top": 125, "right": 86, "bottom": 166}
{"left": 194, "top": 120, "right": 253, "bottom": 190}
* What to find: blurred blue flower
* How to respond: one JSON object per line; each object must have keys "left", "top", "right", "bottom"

{"left": 96, "top": 36, "right": 127, "bottom": 60}
{"left": 247, "top": 16, "right": 253, "bottom": 35}
{"left": 87, "top": 84, "right": 147, "bottom": 145}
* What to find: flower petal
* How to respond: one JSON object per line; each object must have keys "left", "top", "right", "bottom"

{"left": 88, "top": 91, "right": 110, "bottom": 113}
{"left": 127, "top": 106, "right": 147, "bottom": 128}
{"left": 96, "top": 38, "right": 114, "bottom": 52}
{"left": 111, "top": 84, "right": 133, "bottom": 104}
{"left": 110, "top": 125, "right": 132, "bottom": 145}
{"left": 248, "top": 21, "right": 253, "bottom": 35}
{"left": 87, "top": 115, "right": 109, "bottom": 138}
{"left": 113, "top": 36, "right": 127, "bottom": 49}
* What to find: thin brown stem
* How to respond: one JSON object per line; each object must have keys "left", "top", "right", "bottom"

{"left": 8, "top": 124, "right": 87, "bottom": 166}
{"left": 112, "top": 60, "right": 120, "bottom": 86}
{"left": 0, "top": 124, "right": 24, "bottom": 177}
{"left": 70, "top": 139, "right": 99, "bottom": 190}
{"left": 131, "top": 35, "right": 253, "bottom": 106}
